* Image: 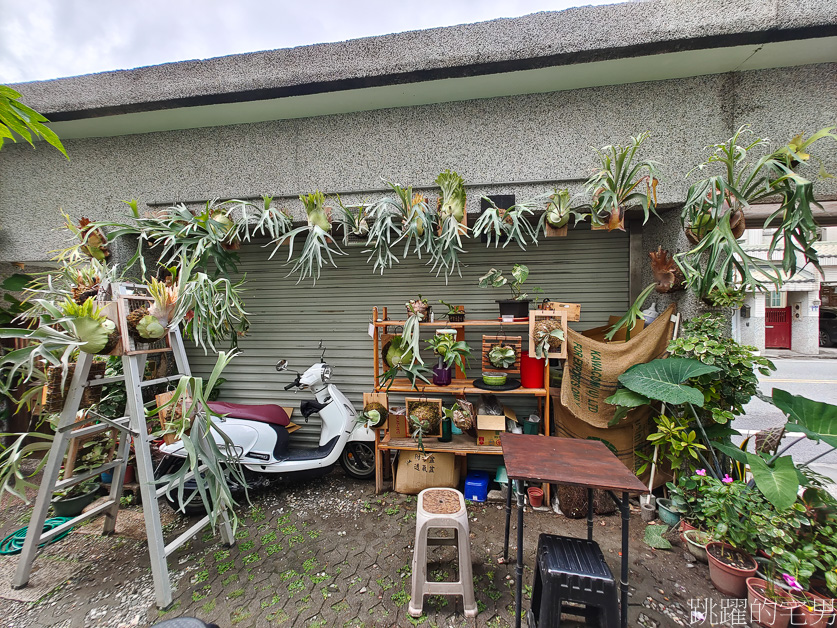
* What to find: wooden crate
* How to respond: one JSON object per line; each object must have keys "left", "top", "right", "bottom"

{"left": 117, "top": 294, "right": 172, "bottom": 355}
{"left": 405, "top": 397, "right": 444, "bottom": 438}
{"left": 481, "top": 335, "right": 522, "bottom": 375}
{"left": 363, "top": 392, "right": 389, "bottom": 430}
{"left": 539, "top": 301, "right": 581, "bottom": 322}
{"left": 529, "top": 310, "right": 569, "bottom": 360}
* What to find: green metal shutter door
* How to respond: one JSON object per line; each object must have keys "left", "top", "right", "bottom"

{"left": 186, "top": 228, "right": 629, "bottom": 447}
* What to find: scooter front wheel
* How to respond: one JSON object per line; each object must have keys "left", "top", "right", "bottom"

{"left": 156, "top": 456, "right": 211, "bottom": 516}
{"left": 340, "top": 442, "right": 375, "bottom": 480}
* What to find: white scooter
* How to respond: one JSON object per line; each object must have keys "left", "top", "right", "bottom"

{"left": 157, "top": 343, "right": 375, "bottom": 512}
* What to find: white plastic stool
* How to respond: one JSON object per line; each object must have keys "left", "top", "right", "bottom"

{"left": 408, "top": 488, "right": 478, "bottom": 618}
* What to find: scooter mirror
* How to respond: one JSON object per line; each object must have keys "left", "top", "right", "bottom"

{"left": 275, "top": 360, "right": 288, "bottom": 372}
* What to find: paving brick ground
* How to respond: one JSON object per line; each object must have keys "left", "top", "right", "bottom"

{"left": 0, "top": 468, "right": 734, "bottom": 627}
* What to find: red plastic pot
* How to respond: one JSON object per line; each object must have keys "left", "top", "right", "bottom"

{"left": 747, "top": 578, "right": 797, "bottom": 628}
{"left": 124, "top": 464, "right": 135, "bottom": 485}
{"left": 527, "top": 487, "right": 544, "bottom": 508}
{"left": 520, "top": 351, "right": 545, "bottom": 389}
{"left": 793, "top": 590, "right": 836, "bottom": 628}
{"left": 679, "top": 520, "right": 697, "bottom": 533}
{"left": 706, "top": 542, "right": 758, "bottom": 598}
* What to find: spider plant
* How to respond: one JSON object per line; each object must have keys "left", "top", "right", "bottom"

{"left": 473, "top": 197, "right": 539, "bottom": 249}
{"left": 273, "top": 191, "right": 346, "bottom": 284}
{"left": 584, "top": 132, "right": 660, "bottom": 231}
{"left": 676, "top": 125, "right": 836, "bottom": 302}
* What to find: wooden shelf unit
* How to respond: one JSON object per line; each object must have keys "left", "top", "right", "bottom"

{"left": 370, "top": 306, "right": 552, "bottom": 497}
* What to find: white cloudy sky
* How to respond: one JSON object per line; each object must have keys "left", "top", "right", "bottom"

{"left": 0, "top": 0, "right": 616, "bottom": 84}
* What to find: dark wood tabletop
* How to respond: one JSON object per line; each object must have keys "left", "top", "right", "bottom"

{"left": 500, "top": 433, "right": 649, "bottom": 494}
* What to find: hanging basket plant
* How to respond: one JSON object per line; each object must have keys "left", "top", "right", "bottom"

{"left": 481, "top": 335, "right": 522, "bottom": 374}
{"left": 584, "top": 132, "right": 661, "bottom": 232}
{"left": 529, "top": 311, "right": 568, "bottom": 359}
{"left": 649, "top": 246, "right": 686, "bottom": 294}
{"left": 44, "top": 362, "right": 107, "bottom": 413}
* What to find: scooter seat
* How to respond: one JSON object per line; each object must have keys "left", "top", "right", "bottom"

{"left": 208, "top": 402, "right": 291, "bottom": 427}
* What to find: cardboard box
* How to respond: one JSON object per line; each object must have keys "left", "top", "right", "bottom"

{"left": 393, "top": 451, "right": 459, "bottom": 495}
{"left": 552, "top": 398, "right": 664, "bottom": 487}
{"left": 476, "top": 406, "right": 516, "bottom": 447}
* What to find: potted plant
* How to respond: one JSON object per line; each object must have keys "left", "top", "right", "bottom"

{"left": 432, "top": 170, "right": 469, "bottom": 281}
{"left": 439, "top": 300, "right": 465, "bottom": 323}
{"left": 681, "top": 529, "right": 712, "bottom": 563}
{"left": 126, "top": 275, "right": 178, "bottom": 343}
{"left": 406, "top": 295, "right": 431, "bottom": 321}
{"left": 52, "top": 479, "right": 101, "bottom": 517}
{"left": 478, "top": 264, "right": 531, "bottom": 319}
{"left": 747, "top": 576, "right": 798, "bottom": 628}
{"left": 701, "top": 475, "right": 760, "bottom": 597}
{"left": 425, "top": 333, "right": 471, "bottom": 386}
{"left": 359, "top": 401, "right": 388, "bottom": 429}
{"left": 531, "top": 317, "right": 565, "bottom": 359}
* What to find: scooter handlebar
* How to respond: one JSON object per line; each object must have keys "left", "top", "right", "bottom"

{"left": 283, "top": 382, "right": 297, "bottom": 391}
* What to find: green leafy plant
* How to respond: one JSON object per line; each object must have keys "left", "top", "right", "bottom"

{"left": 532, "top": 319, "right": 564, "bottom": 359}
{"left": 676, "top": 125, "right": 837, "bottom": 302}
{"left": 431, "top": 170, "right": 469, "bottom": 281}
{"left": 488, "top": 343, "right": 516, "bottom": 369}
{"left": 275, "top": 191, "right": 346, "bottom": 284}
{"left": 473, "top": 197, "right": 539, "bottom": 249}
{"left": 538, "top": 188, "right": 586, "bottom": 233}
{"left": 583, "top": 132, "right": 660, "bottom": 231}
{"left": 60, "top": 298, "right": 118, "bottom": 355}
{"left": 667, "top": 314, "right": 775, "bottom": 420}
{"left": 0, "top": 84, "right": 68, "bottom": 158}
{"left": 604, "top": 282, "right": 656, "bottom": 341}
{"left": 425, "top": 334, "right": 471, "bottom": 372}
{"left": 478, "top": 264, "right": 530, "bottom": 301}
{"left": 331, "top": 196, "right": 370, "bottom": 245}
{"left": 152, "top": 351, "right": 247, "bottom": 531}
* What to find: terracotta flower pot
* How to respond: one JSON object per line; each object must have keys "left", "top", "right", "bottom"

{"left": 706, "top": 542, "right": 758, "bottom": 598}
{"left": 747, "top": 578, "right": 797, "bottom": 628}
{"left": 793, "top": 590, "right": 835, "bottom": 628}
{"left": 679, "top": 519, "right": 697, "bottom": 533}
{"left": 527, "top": 487, "right": 544, "bottom": 508}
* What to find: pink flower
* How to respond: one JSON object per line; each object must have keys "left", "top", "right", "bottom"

{"left": 722, "top": 474, "right": 734, "bottom": 484}
{"left": 782, "top": 574, "right": 803, "bottom": 591}
{"left": 695, "top": 469, "right": 707, "bottom": 476}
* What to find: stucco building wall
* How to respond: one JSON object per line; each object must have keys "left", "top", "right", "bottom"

{"left": 1, "top": 63, "right": 835, "bottom": 263}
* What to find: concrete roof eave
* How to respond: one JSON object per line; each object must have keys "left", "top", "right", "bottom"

{"left": 8, "top": 0, "right": 837, "bottom": 140}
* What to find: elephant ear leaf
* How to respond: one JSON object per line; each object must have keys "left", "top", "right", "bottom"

{"left": 617, "top": 357, "right": 720, "bottom": 406}
{"left": 605, "top": 388, "right": 651, "bottom": 426}
{"left": 772, "top": 389, "right": 837, "bottom": 448}
{"left": 747, "top": 453, "right": 799, "bottom": 511}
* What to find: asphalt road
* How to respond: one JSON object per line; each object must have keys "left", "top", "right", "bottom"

{"left": 734, "top": 357, "right": 837, "bottom": 482}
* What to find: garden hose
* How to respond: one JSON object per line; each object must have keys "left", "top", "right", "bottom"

{"left": 0, "top": 517, "right": 74, "bottom": 555}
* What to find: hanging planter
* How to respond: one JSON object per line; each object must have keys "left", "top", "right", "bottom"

{"left": 529, "top": 310, "right": 568, "bottom": 359}
{"left": 43, "top": 362, "right": 107, "bottom": 413}
{"left": 481, "top": 335, "right": 521, "bottom": 374}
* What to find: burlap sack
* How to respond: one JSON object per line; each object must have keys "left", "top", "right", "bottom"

{"left": 560, "top": 305, "right": 676, "bottom": 428}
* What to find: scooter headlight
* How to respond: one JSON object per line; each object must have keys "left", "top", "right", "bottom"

{"left": 321, "top": 365, "right": 332, "bottom": 382}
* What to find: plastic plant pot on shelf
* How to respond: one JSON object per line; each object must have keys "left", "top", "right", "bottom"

{"left": 520, "top": 351, "right": 545, "bottom": 388}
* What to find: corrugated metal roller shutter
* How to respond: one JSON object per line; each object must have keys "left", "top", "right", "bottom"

{"left": 186, "top": 228, "right": 629, "bottom": 447}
